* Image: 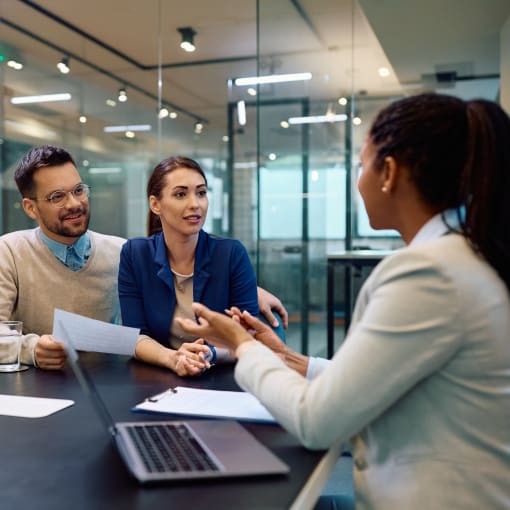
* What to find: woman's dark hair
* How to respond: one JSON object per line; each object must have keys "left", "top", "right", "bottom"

{"left": 147, "top": 156, "right": 207, "bottom": 236}
{"left": 369, "top": 93, "right": 510, "bottom": 291}
{"left": 14, "top": 145, "right": 76, "bottom": 197}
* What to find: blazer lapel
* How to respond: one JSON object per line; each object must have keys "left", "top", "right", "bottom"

{"left": 154, "top": 232, "right": 175, "bottom": 291}
{"left": 193, "top": 230, "right": 211, "bottom": 302}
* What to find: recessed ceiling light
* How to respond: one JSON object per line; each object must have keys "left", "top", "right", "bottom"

{"left": 378, "top": 67, "right": 390, "bottom": 77}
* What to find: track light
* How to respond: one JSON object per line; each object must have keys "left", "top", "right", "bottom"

{"left": 118, "top": 87, "right": 127, "bottom": 102}
{"left": 194, "top": 121, "right": 203, "bottom": 134}
{"left": 7, "top": 59, "right": 23, "bottom": 70}
{"left": 178, "top": 27, "right": 196, "bottom": 52}
{"left": 158, "top": 107, "right": 169, "bottom": 119}
{"left": 57, "top": 57, "right": 70, "bottom": 74}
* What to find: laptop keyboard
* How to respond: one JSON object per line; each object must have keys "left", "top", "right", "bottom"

{"left": 128, "top": 423, "right": 221, "bottom": 473}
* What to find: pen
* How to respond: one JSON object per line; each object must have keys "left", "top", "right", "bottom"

{"left": 145, "top": 387, "right": 177, "bottom": 402}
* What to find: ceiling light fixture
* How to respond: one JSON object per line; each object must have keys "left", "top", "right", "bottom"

{"left": 247, "top": 88, "right": 257, "bottom": 96}
{"left": 103, "top": 124, "right": 151, "bottom": 133}
{"left": 158, "top": 107, "right": 169, "bottom": 119}
{"left": 178, "top": 27, "right": 196, "bottom": 52}
{"left": 57, "top": 57, "right": 70, "bottom": 74}
{"left": 10, "top": 93, "right": 72, "bottom": 104}
{"left": 237, "top": 100, "right": 246, "bottom": 126}
{"left": 7, "top": 59, "right": 23, "bottom": 70}
{"left": 79, "top": 115, "right": 87, "bottom": 124}
{"left": 118, "top": 87, "right": 127, "bottom": 102}
{"left": 169, "top": 111, "right": 178, "bottom": 119}
{"left": 234, "top": 72, "right": 312, "bottom": 86}
{"left": 287, "top": 113, "right": 348, "bottom": 125}
{"left": 194, "top": 121, "right": 204, "bottom": 134}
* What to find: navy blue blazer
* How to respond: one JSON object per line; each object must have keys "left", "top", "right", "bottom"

{"left": 118, "top": 230, "right": 259, "bottom": 345}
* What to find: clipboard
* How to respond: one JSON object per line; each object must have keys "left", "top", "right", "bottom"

{"left": 132, "top": 386, "right": 277, "bottom": 423}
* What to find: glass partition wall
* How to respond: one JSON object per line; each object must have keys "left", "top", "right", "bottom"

{"left": 1, "top": 0, "right": 507, "bottom": 356}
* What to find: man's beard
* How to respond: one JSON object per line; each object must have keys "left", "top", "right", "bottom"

{"left": 41, "top": 205, "right": 91, "bottom": 238}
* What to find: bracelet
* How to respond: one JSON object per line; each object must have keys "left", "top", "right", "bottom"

{"left": 204, "top": 344, "right": 217, "bottom": 365}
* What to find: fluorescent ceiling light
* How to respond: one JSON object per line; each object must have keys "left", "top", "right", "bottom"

{"left": 234, "top": 72, "right": 312, "bottom": 86}
{"left": 5, "top": 119, "right": 57, "bottom": 139}
{"left": 234, "top": 161, "right": 257, "bottom": 169}
{"left": 288, "top": 114, "right": 348, "bottom": 125}
{"left": 10, "top": 93, "right": 72, "bottom": 104}
{"left": 237, "top": 100, "right": 246, "bottom": 126}
{"left": 103, "top": 124, "right": 151, "bottom": 133}
{"left": 88, "top": 167, "right": 122, "bottom": 175}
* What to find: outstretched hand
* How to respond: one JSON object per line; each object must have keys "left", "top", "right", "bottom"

{"left": 225, "top": 307, "right": 287, "bottom": 355}
{"left": 175, "top": 303, "right": 255, "bottom": 351}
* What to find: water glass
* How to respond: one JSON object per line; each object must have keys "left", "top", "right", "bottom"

{"left": 0, "top": 321, "right": 23, "bottom": 372}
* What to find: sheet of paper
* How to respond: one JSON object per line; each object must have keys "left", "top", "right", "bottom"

{"left": 53, "top": 309, "right": 139, "bottom": 356}
{"left": 134, "top": 386, "right": 276, "bottom": 423}
{"left": 0, "top": 394, "right": 74, "bottom": 418}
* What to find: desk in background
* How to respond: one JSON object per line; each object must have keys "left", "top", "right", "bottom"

{"left": 327, "top": 250, "right": 393, "bottom": 358}
{"left": 0, "top": 353, "right": 341, "bottom": 510}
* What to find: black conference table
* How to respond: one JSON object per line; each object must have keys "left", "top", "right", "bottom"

{"left": 0, "top": 353, "right": 341, "bottom": 510}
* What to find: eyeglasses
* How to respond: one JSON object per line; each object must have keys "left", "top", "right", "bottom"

{"left": 29, "top": 183, "right": 91, "bottom": 208}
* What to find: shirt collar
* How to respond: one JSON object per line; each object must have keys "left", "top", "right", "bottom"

{"left": 410, "top": 208, "right": 461, "bottom": 247}
{"left": 38, "top": 229, "right": 91, "bottom": 266}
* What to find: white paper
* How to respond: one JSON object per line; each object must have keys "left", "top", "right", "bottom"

{"left": 134, "top": 386, "right": 276, "bottom": 423}
{"left": 53, "top": 309, "right": 139, "bottom": 356}
{"left": 0, "top": 394, "right": 74, "bottom": 418}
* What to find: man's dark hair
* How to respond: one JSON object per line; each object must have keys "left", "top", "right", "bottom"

{"left": 14, "top": 145, "right": 76, "bottom": 197}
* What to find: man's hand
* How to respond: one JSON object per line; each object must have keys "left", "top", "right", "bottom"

{"left": 257, "top": 287, "right": 289, "bottom": 329}
{"left": 34, "top": 335, "right": 67, "bottom": 370}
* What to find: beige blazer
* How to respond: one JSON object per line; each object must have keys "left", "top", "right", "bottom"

{"left": 236, "top": 234, "right": 510, "bottom": 509}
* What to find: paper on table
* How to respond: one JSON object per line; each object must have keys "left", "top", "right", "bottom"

{"left": 0, "top": 394, "right": 74, "bottom": 418}
{"left": 53, "top": 309, "right": 139, "bottom": 356}
{"left": 133, "top": 386, "right": 276, "bottom": 423}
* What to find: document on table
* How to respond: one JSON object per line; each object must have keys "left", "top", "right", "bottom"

{"left": 133, "top": 386, "right": 277, "bottom": 423}
{"left": 0, "top": 394, "right": 74, "bottom": 418}
{"left": 53, "top": 309, "right": 140, "bottom": 356}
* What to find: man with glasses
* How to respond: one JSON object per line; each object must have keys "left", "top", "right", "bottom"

{"left": 0, "top": 145, "right": 288, "bottom": 370}
{"left": 0, "top": 145, "right": 125, "bottom": 369}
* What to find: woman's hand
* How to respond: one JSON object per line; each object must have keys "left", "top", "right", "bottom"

{"left": 172, "top": 338, "right": 212, "bottom": 377}
{"left": 175, "top": 303, "right": 255, "bottom": 351}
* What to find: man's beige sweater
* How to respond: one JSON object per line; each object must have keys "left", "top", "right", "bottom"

{"left": 0, "top": 228, "right": 125, "bottom": 364}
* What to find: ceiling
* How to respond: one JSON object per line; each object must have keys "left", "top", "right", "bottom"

{"left": 0, "top": 0, "right": 508, "bottom": 162}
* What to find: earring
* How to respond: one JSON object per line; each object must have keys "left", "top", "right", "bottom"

{"left": 381, "top": 186, "right": 388, "bottom": 193}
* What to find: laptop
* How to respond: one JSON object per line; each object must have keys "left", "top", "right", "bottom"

{"left": 62, "top": 324, "right": 289, "bottom": 484}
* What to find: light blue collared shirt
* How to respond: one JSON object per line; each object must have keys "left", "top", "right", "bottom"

{"left": 39, "top": 229, "right": 91, "bottom": 271}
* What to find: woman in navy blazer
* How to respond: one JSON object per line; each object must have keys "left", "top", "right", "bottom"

{"left": 118, "top": 156, "right": 258, "bottom": 376}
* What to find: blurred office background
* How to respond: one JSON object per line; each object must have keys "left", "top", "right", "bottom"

{"left": 1, "top": 0, "right": 509, "bottom": 356}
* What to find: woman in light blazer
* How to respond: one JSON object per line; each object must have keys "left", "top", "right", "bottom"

{"left": 177, "top": 94, "right": 510, "bottom": 509}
